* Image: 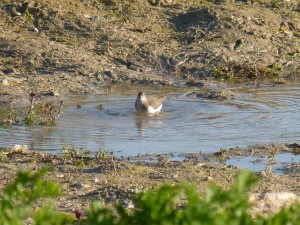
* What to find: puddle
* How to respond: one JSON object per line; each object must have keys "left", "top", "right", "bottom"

{"left": 0, "top": 84, "right": 299, "bottom": 172}
{"left": 226, "top": 153, "right": 300, "bottom": 174}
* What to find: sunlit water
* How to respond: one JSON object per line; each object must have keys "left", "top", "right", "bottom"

{"left": 0, "top": 84, "right": 299, "bottom": 172}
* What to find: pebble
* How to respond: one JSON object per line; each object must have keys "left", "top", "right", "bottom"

{"left": 47, "top": 90, "right": 60, "bottom": 97}
{"left": 71, "top": 183, "right": 85, "bottom": 190}
{"left": 204, "top": 176, "right": 213, "bottom": 181}
{"left": 128, "top": 188, "right": 139, "bottom": 193}
{"left": 171, "top": 174, "right": 179, "bottom": 179}
{"left": 124, "top": 200, "right": 135, "bottom": 209}
{"left": 196, "top": 163, "right": 206, "bottom": 167}
{"left": 11, "top": 145, "right": 28, "bottom": 153}
{"left": 284, "top": 30, "right": 293, "bottom": 38}
{"left": 55, "top": 174, "right": 64, "bottom": 178}
{"left": 250, "top": 192, "right": 300, "bottom": 215}
{"left": 260, "top": 171, "right": 267, "bottom": 177}
{"left": 109, "top": 194, "right": 117, "bottom": 201}
{"left": 2, "top": 79, "right": 9, "bottom": 86}
{"left": 2, "top": 119, "right": 13, "bottom": 125}
{"left": 92, "top": 16, "right": 99, "bottom": 21}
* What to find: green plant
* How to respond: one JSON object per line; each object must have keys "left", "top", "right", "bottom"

{"left": 0, "top": 150, "right": 8, "bottom": 161}
{"left": 22, "top": 90, "right": 63, "bottom": 126}
{"left": 25, "top": 111, "right": 36, "bottom": 126}
{"left": 84, "top": 171, "right": 300, "bottom": 224}
{"left": 62, "top": 145, "right": 94, "bottom": 166}
{"left": 262, "top": 149, "right": 278, "bottom": 175}
{"left": 269, "top": 63, "right": 283, "bottom": 74}
{"left": 270, "top": 0, "right": 281, "bottom": 8}
{"left": 40, "top": 101, "right": 63, "bottom": 126}
{"left": 212, "top": 66, "right": 236, "bottom": 80}
{"left": 7, "top": 110, "right": 16, "bottom": 121}
{"left": 24, "top": 89, "right": 41, "bottom": 126}
{"left": 1, "top": 169, "right": 300, "bottom": 224}
{"left": 0, "top": 167, "right": 72, "bottom": 225}
{"left": 1, "top": 109, "right": 16, "bottom": 125}
{"left": 95, "top": 148, "right": 108, "bottom": 160}
{"left": 86, "top": 171, "right": 259, "bottom": 225}
{"left": 212, "top": 67, "right": 224, "bottom": 78}
{"left": 62, "top": 144, "right": 79, "bottom": 164}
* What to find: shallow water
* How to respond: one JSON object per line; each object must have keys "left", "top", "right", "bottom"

{"left": 226, "top": 152, "right": 300, "bottom": 174}
{"left": 0, "top": 84, "right": 299, "bottom": 171}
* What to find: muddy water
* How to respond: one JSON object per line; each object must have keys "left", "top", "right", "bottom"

{"left": 0, "top": 84, "right": 299, "bottom": 170}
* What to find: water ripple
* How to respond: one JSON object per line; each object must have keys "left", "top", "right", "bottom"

{"left": 0, "top": 84, "right": 299, "bottom": 157}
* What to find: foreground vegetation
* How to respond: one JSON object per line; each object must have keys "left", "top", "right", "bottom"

{"left": 0, "top": 168, "right": 299, "bottom": 225}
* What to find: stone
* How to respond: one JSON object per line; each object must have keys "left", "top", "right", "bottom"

{"left": 250, "top": 192, "right": 300, "bottom": 215}
{"left": 2, "top": 79, "right": 9, "bottom": 86}
{"left": 204, "top": 176, "right": 213, "bottom": 181}
{"left": 11, "top": 145, "right": 28, "bottom": 153}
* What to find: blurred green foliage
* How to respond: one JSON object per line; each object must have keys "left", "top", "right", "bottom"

{"left": 0, "top": 169, "right": 299, "bottom": 225}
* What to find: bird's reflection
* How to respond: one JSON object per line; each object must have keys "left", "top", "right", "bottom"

{"left": 135, "top": 112, "right": 165, "bottom": 136}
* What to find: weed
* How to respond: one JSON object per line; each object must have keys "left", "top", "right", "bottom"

{"left": 0, "top": 151, "right": 8, "bottom": 161}
{"left": 0, "top": 167, "right": 73, "bottom": 225}
{"left": 183, "top": 71, "right": 192, "bottom": 80}
{"left": 212, "top": 67, "right": 223, "bottom": 78}
{"left": 24, "top": 89, "right": 41, "bottom": 126}
{"left": 269, "top": 63, "right": 283, "bottom": 74}
{"left": 263, "top": 149, "right": 277, "bottom": 175}
{"left": 21, "top": 89, "right": 63, "bottom": 126}
{"left": 40, "top": 101, "right": 63, "bottom": 126}
{"left": 62, "top": 144, "right": 80, "bottom": 164}
{"left": 95, "top": 148, "right": 108, "bottom": 160}
{"left": 62, "top": 145, "right": 94, "bottom": 166}
{"left": 85, "top": 171, "right": 300, "bottom": 225}
{"left": 7, "top": 110, "right": 16, "bottom": 121}
{"left": 24, "top": 111, "right": 36, "bottom": 126}
{"left": 270, "top": 0, "right": 281, "bottom": 8}
{"left": 212, "top": 66, "right": 235, "bottom": 80}
{"left": 1, "top": 169, "right": 300, "bottom": 224}
{"left": 1, "top": 109, "right": 17, "bottom": 125}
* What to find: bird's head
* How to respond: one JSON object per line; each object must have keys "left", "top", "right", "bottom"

{"left": 137, "top": 92, "right": 147, "bottom": 102}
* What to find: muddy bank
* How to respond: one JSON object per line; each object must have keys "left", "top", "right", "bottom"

{"left": 0, "top": 143, "right": 299, "bottom": 216}
{"left": 0, "top": 0, "right": 300, "bottom": 217}
{"left": 1, "top": 0, "right": 300, "bottom": 106}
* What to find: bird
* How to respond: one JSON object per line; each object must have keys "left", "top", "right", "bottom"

{"left": 135, "top": 92, "right": 166, "bottom": 113}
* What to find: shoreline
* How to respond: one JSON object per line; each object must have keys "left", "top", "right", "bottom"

{"left": 0, "top": 143, "right": 299, "bottom": 216}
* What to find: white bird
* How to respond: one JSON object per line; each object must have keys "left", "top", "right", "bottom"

{"left": 135, "top": 92, "right": 166, "bottom": 113}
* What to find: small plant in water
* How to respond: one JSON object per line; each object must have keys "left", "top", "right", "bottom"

{"left": 40, "top": 101, "right": 63, "bottom": 126}
{"left": 24, "top": 111, "right": 36, "bottom": 126}
{"left": 22, "top": 89, "right": 63, "bottom": 126}
{"left": 24, "top": 89, "right": 41, "bottom": 126}
{"left": 2, "top": 109, "right": 17, "bottom": 125}
{"left": 7, "top": 110, "right": 16, "bottom": 121}
{"left": 262, "top": 149, "right": 277, "bottom": 175}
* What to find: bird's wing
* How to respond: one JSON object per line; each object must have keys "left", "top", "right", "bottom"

{"left": 148, "top": 96, "right": 166, "bottom": 109}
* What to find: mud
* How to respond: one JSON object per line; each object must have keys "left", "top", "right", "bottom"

{"left": 1, "top": 0, "right": 300, "bottom": 106}
{"left": 0, "top": 144, "right": 299, "bottom": 216}
{"left": 0, "top": 0, "right": 300, "bottom": 217}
